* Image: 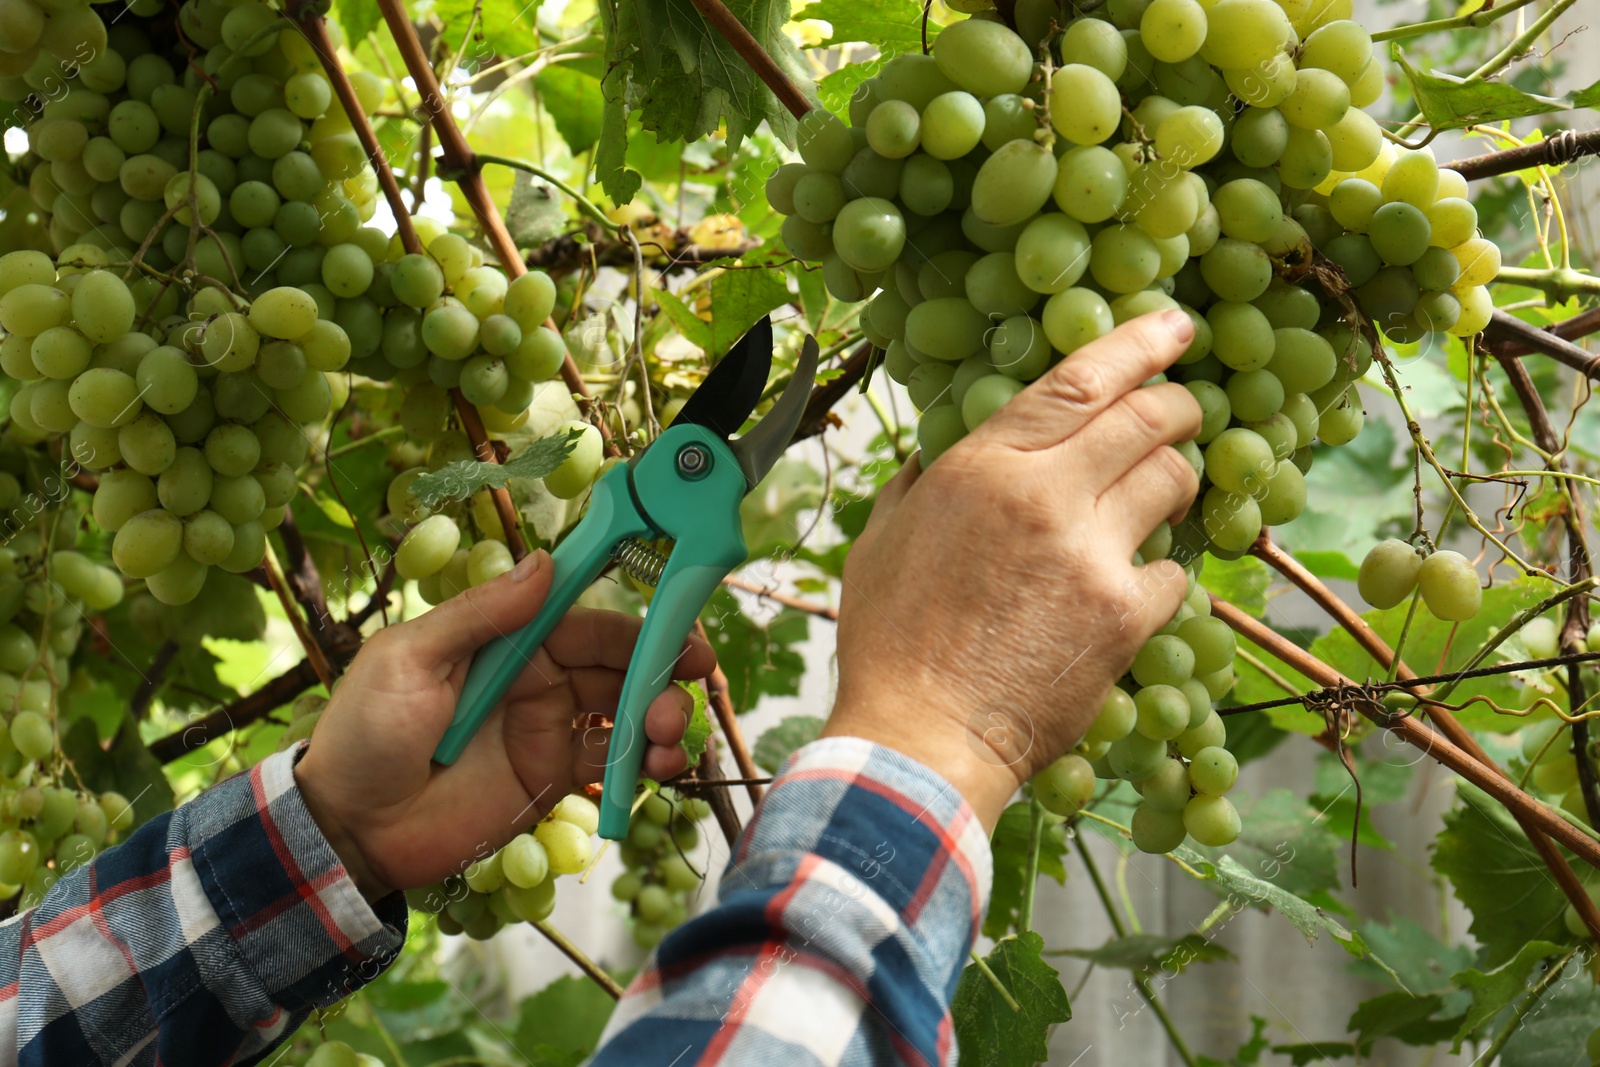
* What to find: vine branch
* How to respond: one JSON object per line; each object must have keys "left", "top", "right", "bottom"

{"left": 1445, "top": 127, "right": 1600, "bottom": 182}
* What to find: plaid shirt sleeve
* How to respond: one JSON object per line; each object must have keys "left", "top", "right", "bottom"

{"left": 0, "top": 743, "right": 407, "bottom": 1067}
{"left": 593, "top": 737, "right": 994, "bottom": 1067}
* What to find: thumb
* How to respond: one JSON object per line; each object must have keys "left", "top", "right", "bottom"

{"left": 1121, "top": 559, "right": 1191, "bottom": 645}
{"left": 398, "top": 548, "right": 554, "bottom": 663}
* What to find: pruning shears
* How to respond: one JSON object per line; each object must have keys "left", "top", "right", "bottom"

{"left": 432, "top": 317, "right": 819, "bottom": 840}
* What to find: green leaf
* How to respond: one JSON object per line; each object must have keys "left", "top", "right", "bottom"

{"left": 1499, "top": 955, "right": 1600, "bottom": 1067}
{"left": 512, "top": 974, "right": 619, "bottom": 1067}
{"left": 332, "top": 0, "right": 380, "bottom": 47}
{"left": 1269, "top": 1042, "right": 1357, "bottom": 1066}
{"left": 795, "top": 0, "right": 931, "bottom": 52}
{"left": 709, "top": 267, "right": 792, "bottom": 358}
{"left": 595, "top": 74, "right": 643, "bottom": 206}
{"left": 1572, "top": 79, "right": 1600, "bottom": 110}
{"left": 653, "top": 290, "right": 716, "bottom": 354}
{"left": 952, "top": 932, "right": 1071, "bottom": 1067}
{"left": 1294, "top": 550, "right": 1360, "bottom": 582}
{"left": 678, "top": 681, "right": 712, "bottom": 764}
{"left": 61, "top": 717, "right": 174, "bottom": 824}
{"left": 1173, "top": 844, "right": 1404, "bottom": 984}
{"left": 1347, "top": 991, "right": 1461, "bottom": 1053}
{"left": 984, "top": 802, "right": 1066, "bottom": 940}
{"left": 1287, "top": 418, "right": 1413, "bottom": 557}
{"left": 699, "top": 587, "right": 808, "bottom": 711}
{"left": 410, "top": 428, "right": 581, "bottom": 509}
{"left": 535, "top": 64, "right": 605, "bottom": 155}
{"left": 435, "top": 0, "right": 544, "bottom": 63}
{"left": 1392, "top": 47, "right": 1585, "bottom": 132}
{"left": 1450, "top": 940, "right": 1566, "bottom": 1049}
{"left": 740, "top": 456, "right": 824, "bottom": 558}
{"left": 752, "top": 714, "right": 824, "bottom": 773}
{"left": 165, "top": 572, "right": 266, "bottom": 645}
{"left": 1431, "top": 782, "right": 1576, "bottom": 969}
{"left": 1199, "top": 1017, "right": 1271, "bottom": 1067}
{"left": 1309, "top": 751, "right": 1417, "bottom": 853}
{"left": 505, "top": 173, "right": 570, "bottom": 249}
{"left": 1345, "top": 916, "right": 1475, "bottom": 1000}
{"left": 1201, "top": 554, "right": 1272, "bottom": 618}
{"left": 1055, "top": 933, "right": 1233, "bottom": 974}
{"left": 817, "top": 59, "right": 883, "bottom": 116}
{"left": 1190, "top": 788, "right": 1341, "bottom": 900}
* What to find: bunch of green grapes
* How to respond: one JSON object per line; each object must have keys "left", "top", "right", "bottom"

{"left": 1032, "top": 571, "right": 1242, "bottom": 850}
{"left": 303, "top": 1041, "right": 386, "bottom": 1067}
{"left": 1356, "top": 537, "right": 1483, "bottom": 622}
{"left": 610, "top": 788, "right": 711, "bottom": 949}
{"left": 404, "top": 793, "right": 601, "bottom": 940}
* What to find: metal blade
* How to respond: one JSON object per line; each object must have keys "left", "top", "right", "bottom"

{"left": 731, "top": 334, "right": 819, "bottom": 490}
{"left": 670, "top": 316, "right": 774, "bottom": 440}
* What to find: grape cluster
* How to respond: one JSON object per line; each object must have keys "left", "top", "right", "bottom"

{"left": 304, "top": 1040, "right": 385, "bottom": 1067}
{"left": 1033, "top": 573, "right": 1243, "bottom": 849}
{"left": 405, "top": 793, "right": 601, "bottom": 940}
{"left": 610, "top": 787, "right": 711, "bottom": 949}
{"left": 1356, "top": 538, "right": 1483, "bottom": 621}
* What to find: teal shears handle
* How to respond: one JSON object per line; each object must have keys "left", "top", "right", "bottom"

{"left": 432, "top": 462, "right": 651, "bottom": 766}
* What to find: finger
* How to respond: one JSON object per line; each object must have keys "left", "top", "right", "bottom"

{"left": 544, "top": 607, "right": 716, "bottom": 679}
{"left": 567, "top": 728, "right": 689, "bottom": 786}
{"left": 974, "top": 310, "right": 1196, "bottom": 453}
{"left": 1098, "top": 445, "right": 1201, "bottom": 548}
{"left": 395, "top": 549, "right": 554, "bottom": 662}
{"left": 862, "top": 457, "right": 922, "bottom": 536}
{"left": 561, "top": 672, "right": 696, "bottom": 736}
{"left": 643, "top": 743, "right": 689, "bottom": 782}
{"left": 1068, "top": 383, "right": 1202, "bottom": 494}
{"left": 1117, "top": 559, "right": 1191, "bottom": 647}
{"left": 645, "top": 686, "right": 693, "bottom": 746}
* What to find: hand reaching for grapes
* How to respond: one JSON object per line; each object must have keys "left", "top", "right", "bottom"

{"left": 823, "top": 310, "right": 1203, "bottom": 830}
{"left": 295, "top": 551, "right": 716, "bottom": 901}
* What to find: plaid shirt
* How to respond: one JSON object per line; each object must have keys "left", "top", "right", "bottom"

{"left": 0, "top": 737, "right": 990, "bottom": 1066}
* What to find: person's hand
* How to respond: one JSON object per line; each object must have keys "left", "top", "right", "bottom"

{"left": 824, "top": 310, "right": 1202, "bottom": 829}
{"left": 295, "top": 550, "right": 716, "bottom": 900}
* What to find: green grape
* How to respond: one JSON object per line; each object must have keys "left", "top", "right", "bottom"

{"left": 1278, "top": 68, "right": 1349, "bottom": 130}
{"left": 182, "top": 510, "right": 234, "bottom": 566}
{"left": 1033, "top": 754, "right": 1096, "bottom": 817}
{"left": 1325, "top": 107, "right": 1381, "bottom": 172}
{"left": 1224, "top": 369, "right": 1283, "bottom": 423}
{"left": 982, "top": 94, "right": 1037, "bottom": 152}
{"left": 1316, "top": 388, "right": 1364, "bottom": 445}
{"left": 1185, "top": 381, "right": 1230, "bottom": 443}
{"left": 1200, "top": 0, "right": 1292, "bottom": 69}
{"left": 1211, "top": 179, "right": 1281, "bottom": 243}
{"left": 833, "top": 197, "right": 906, "bottom": 272}
{"left": 965, "top": 253, "right": 1037, "bottom": 317}
{"left": 1252, "top": 280, "right": 1321, "bottom": 331}
{"left": 0, "top": 283, "right": 71, "bottom": 336}
{"left": 0, "top": 251, "right": 56, "bottom": 297}
{"left": 1089, "top": 224, "right": 1160, "bottom": 293}
{"left": 94, "top": 470, "right": 158, "bottom": 531}
{"left": 1328, "top": 178, "right": 1381, "bottom": 232}
{"left": 495, "top": 834, "right": 547, "bottom": 889}
{"left": 112, "top": 508, "right": 183, "bottom": 578}
{"left": 1054, "top": 145, "right": 1128, "bottom": 223}
{"left": 1138, "top": 758, "right": 1194, "bottom": 812}
{"left": 508, "top": 326, "right": 568, "bottom": 382}
{"left": 1417, "top": 550, "right": 1481, "bottom": 622}
{"left": 1258, "top": 460, "right": 1306, "bottom": 525}
{"left": 422, "top": 304, "right": 480, "bottom": 360}
{"left": 467, "top": 539, "right": 515, "bottom": 586}
{"left": 1042, "top": 287, "right": 1113, "bottom": 355}
{"left": 1427, "top": 198, "right": 1477, "bottom": 249}
{"left": 898, "top": 154, "right": 954, "bottom": 216}
{"left": 69, "top": 368, "right": 142, "bottom": 428}
{"left": 30, "top": 327, "right": 92, "bottom": 380}
{"left": 1410, "top": 247, "right": 1461, "bottom": 293}
{"left": 1154, "top": 105, "right": 1224, "bottom": 168}
{"left": 1207, "top": 302, "right": 1276, "bottom": 372}
{"left": 550, "top": 794, "right": 600, "bottom": 834}
{"left": 1230, "top": 106, "right": 1290, "bottom": 167}
{"left": 1134, "top": 684, "right": 1191, "bottom": 740}
{"left": 1131, "top": 802, "right": 1187, "bottom": 853}
{"left": 395, "top": 514, "right": 461, "bottom": 581}
{"left": 70, "top": 271, "right": 136, "bottom": 344}
{"left": 203, "top": 424, "right": 260, "bottom": 477}
{"left": 866, "top": 100, "right": 921, "bottom": 159}
{"left": 793, "top": 172, "right": 844, "bottom": 223}
{"left": 1132, "top": 634, "right": 1196, "bottom": 688}
{"left": 765, "top": 163, "right": 807, "bottom": 215}
{"left": 1178, "top": 710, "right": 1227, "bottom": 757}
{"left": 1050, "top": 64, "right": 1122, "bottom": 145}
{"left": 989, "top": 315, "right": 1052, "bottom": 380}
{"left": 535, "top": 818, "right": 592, "bottom": 875}
{"left": 1200, "top": 238, "right": 1272, "bottom": 302}
{"left": 906, "top": 297, "right": 989, "bottom": 362}
{"left": 1201, "top": 486, "right": 1262, "bottom": 552}
{"left": 612, "top": 870, "right": 644, "bottom": 903}
{"left": 1204, "top": 427, "right": 1274, "bottom": 497}
{"left": 1299, "top": 19, "right": 1372, "bottom": 82}
{"left": 1380, "top": 148, "right": 1439, "bottom": 209}
{"left": 1085, "top": 686, "right": 1138, "bottom": 744}
{"left": 1188, "top": 748, "right": 1240, "bottom": 799}
{"left": 1277, "top": 127, "right": 1333, "bottom": 189}
{"left": 392, "top": 254, "right": 446, "bottom": 309}
{"left": 931, "top": 18, "right": 1034, "bottom": 97}
{"left": 460, "top": 356, "right": 509, "bottom": 406}
{"left": 0, "top": 829, "right": 38, "bottom": 886}
{"left": 1368, "top": 201, "right": 1430, "bottom": 266}
{"left": 1108, "top": 730, "right": 1168, "bottom": 781}
{"left": 1521, "top": 616, "right": 1561, "bottom": 661}
{"left": 544, "top": 422, "right": 603, "bottom": 499}
{"left": 135, "top": 346, "right": 199, "bottom": 415}
{"left": 1265, "top": 328, "right": 1335, "bottom": 394}
{"left": 961, "top": 375, "right": 1023, "bottom": 430}
{"left": 971, "top": 140, "right": 1058, "bottom": 228}
{"left": 118, "top": 412, "right": 176, "bottom": 476}
{"left": 248, "top": 286, "right": 318, "bottom": 340}
{"left": 1140, "top": 0, "right": 1206, "bottom": 62}
{"left": 1183, "top": 794, "right": 1240, "bottom": 845}
{"left": 1413, "top": 291, "right": 1460, "bottom": 333}
{"left": 1176, "top": 615, "right": 1235, "bottom": 674}
{"left": 1453, "top": 238, "right": 1501, "bottom": 288}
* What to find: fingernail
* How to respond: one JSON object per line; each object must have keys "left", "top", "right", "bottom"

{"left": 511, "top": 549, "right": 546, "bottom": 581}
{"left": 1162, "top": 310, "right": 1195, "bottom": 342}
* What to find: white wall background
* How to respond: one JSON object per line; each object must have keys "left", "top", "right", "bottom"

{"left": 471, "top": 5, "right": 1600, "bottom": 1062}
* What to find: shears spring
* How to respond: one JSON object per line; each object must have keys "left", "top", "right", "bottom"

{"left": 613, "top": 538, "right": 670, "bottom": 586}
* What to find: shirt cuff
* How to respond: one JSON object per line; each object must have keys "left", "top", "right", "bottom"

{"left": 187, "top": 743, "right": 407, "bottom": 1012}
{"left": 739, "top": 736, "right": 993, "bottom": 963}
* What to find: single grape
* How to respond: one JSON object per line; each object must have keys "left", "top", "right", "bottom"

{"left": 1033, "top": 754, "right": 1096, "bottom": 817}
{"left": 1183, "top": 794, "right": 1241, "bottom": 846}
{"left": 1417, "top": 550, "right": 1481, "bottom": 622}
{"left": 534, "top": 818, "right": 592, "bottom": 875}
{"left": 1131, "top": 802, "right": 1188, "bottom": 853}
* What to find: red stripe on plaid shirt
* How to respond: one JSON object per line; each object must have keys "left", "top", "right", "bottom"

{"left": 21, "top": 847, "right": 194, "bottom": 946}
{"left": 244, "top": 762, "right": 359, "bottom": 959}
{"left": 760, "top": 770, "right": 983, "bottom": 936}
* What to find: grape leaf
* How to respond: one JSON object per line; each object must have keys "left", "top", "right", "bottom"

{"left": 1293, "top": 550, "right": 1360, "bottom": 583}
{"left": 332, "top": 0, "right": 380, "bottom": 48}
{"left": 1347, "top": 991, "right": 1461, "bottom": 1053}
{"left": 1197, "top": 1017, "right": 1271, "bottom": 1067}
{"left": 1268, "top": 1042, "right": 1357, "bottom": 1066}
{"left": 752, "top": 714, "right": 824, "bottom": 773}
{"left": 1449, "top": 940, "right": 1565, "bottom": 1048}
{"left": 1055, "top": 933, "right": 1233, "bottom": 974}
{"left": 435, "top": 0, "right": 544, "bottom": 63}
{"left": 410, "top": 428, "right": 582, "bottom": 509}
{"left": 952, "top": 932, "right": 1071, "bottom": 1067}
{"left": 678, "top": 681, "right": 712, "bottom": 764}
{"left": 653, "top": 290, "right": 717, "bottom": 355}
{"left": 62, "top": 717, "right": 175, "bottom": 823}
{"left": 1499, "top": 955, "right": 1600, "bottom": 1067}
{"left": 709, "top": 265, "right": 793, "bottom": 358}
{"left": 1171, "top": 844, "right": 1404, "bottom": 984}
{"left": 505, "top": 173, "right": 569, "bottom": 249}
{"left": 1190, "top": 788, "right": 1342, "bottom": 900}
{"left": 699, "top": 588, "right": 808, "bottom": 711}
{"left": 984, "top": 801, "right": 1067, "bottom": 939}
{"left": 1346, "top": 916, "right": 1475, "bottom": 1002}
{"left": 535, "top": 64, "right": 606, "bottom": 155}
{"left": 1393, "top": 47, "right": 1591, "bottom": 132}
{"left": 1201, "top": 555, "right": 1271, "bottom": 618}
{"left": 595, "top": 85, "right": 643, "bottom": 206}
{"left": 1286, "top": 417, "right": 1413, "bottom": 556}
{"left": 1431, "top": 782, "right": 1577, "bottom": 968}
{"left": 512, "top": 974, "right": 619, "bottom": 1067}
{"left": 795, "top": 0, "right": 932, "bottom": 53}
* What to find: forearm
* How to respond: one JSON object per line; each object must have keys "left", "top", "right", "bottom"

{"left": 0, "top": 745, "right": 405, "bottom": 1066}
{"left": 593, "top": 737, "right": 992, "bottom": 1066}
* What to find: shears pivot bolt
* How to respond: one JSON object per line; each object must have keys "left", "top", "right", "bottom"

{"left": 676, "top": 444, "right": 712, "bottom": 480}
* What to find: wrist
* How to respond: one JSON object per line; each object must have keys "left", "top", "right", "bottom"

{"left": 820, "top": 693, "right": 1022, "bottom": 831}
{"left": 294, "top": 746, "right": 394, "bottom": 903}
